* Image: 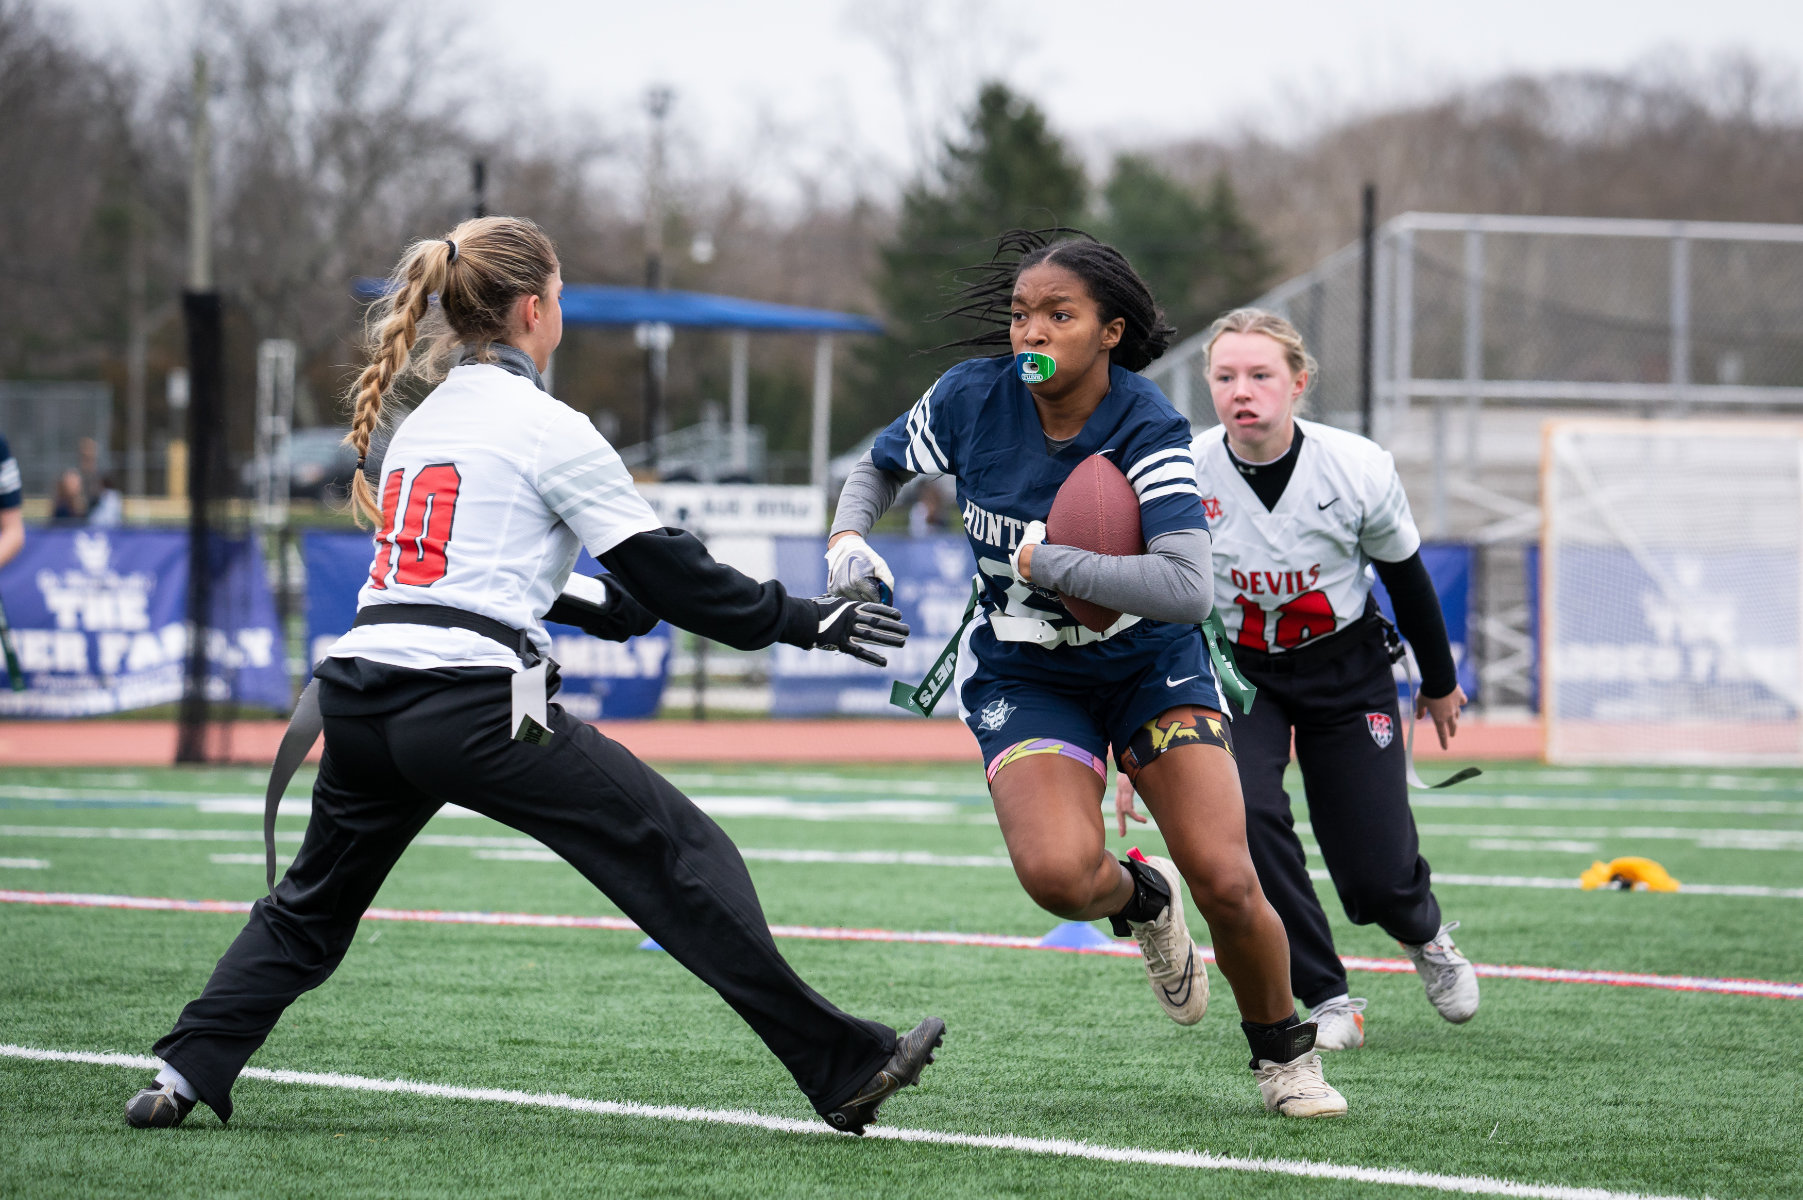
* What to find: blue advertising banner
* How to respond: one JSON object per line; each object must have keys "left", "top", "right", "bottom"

{"left": 1533, "top": 543, "right": 1796, "bottom": 723}
{"left": 302, "top": 532, "right": 670, "bottom": 719}
{"left": 767, "top": 536, "right": 1479, "bottom": 716}
{"left": 0, "top": 528, "right": 289, "bottom": 716}
{"left": 1371, "top": 541, "right": 1478, "bottom": 701}
{"left": 769, "top": 534, "right": 976, "bottom": 717}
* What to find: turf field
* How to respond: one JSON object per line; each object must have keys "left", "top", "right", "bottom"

{"left": 2, "top": 759, "right": 1800, "bottom": 1199}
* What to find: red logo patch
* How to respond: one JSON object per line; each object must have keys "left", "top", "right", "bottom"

{"left": 1202, "top": 497, "right": 1223, "bottom": 521}
{"left": 1366, "top": 713, "right": 1394, "bottom": 748}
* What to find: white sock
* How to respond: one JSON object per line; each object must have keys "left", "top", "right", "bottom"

{"left": 154, "top": 1064, "right": 197, "bottom": 1101}
{"left": 1311, "top": 993, "right": 1350, "bottom": 1014}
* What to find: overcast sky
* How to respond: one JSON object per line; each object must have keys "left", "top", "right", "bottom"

{"left": 62, "top": 0, "right": 1803, "bottom": 202}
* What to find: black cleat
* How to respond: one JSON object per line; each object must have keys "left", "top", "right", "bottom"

{"left": 822, "top": 1017, "right": 945, "bottom": 1135}
{"left": 125, "top": 1080, "right": 196, "bottom": 1128}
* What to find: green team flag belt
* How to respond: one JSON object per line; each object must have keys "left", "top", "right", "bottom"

{"left": 890, "top": 576, "right": 980, "bottom": 717}
{"left": 1201, "top": 610, "right": 1256, "bottom": 718}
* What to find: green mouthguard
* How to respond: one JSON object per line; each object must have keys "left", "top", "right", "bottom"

{"left": 1016, "top": 351, "right": 1056, "bottom": 384}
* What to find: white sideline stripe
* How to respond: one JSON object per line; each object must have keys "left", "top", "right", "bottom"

{"left": 0, "top": 1044, "right": 1705, "bottom": 1200}
{"left": 0, "top": 857, "right": 49, "bottom": 869}
{"left": 211, "top": 854, "right": 291, "bottom": 867}
{"left": 5, "top": 889, "right": 1801, "bottom": 1000}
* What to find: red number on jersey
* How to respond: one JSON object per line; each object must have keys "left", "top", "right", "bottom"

{"left": 366, "top": 469, "right": 406, "bottom": 589}
{"left": 1273, "top": 589, "right": 1336, "bottom": 648}
{"left": 1233, "top": 589, "right": 1337, "bottom": 651}
{"left": 1232, "top": 593, "right": 1268, "bottom": 651}
{"left": 368, "top": 464, "right": 462, "bottom": 589}
{"left": 393, "top": 464, "right": 462, "bottom": 586}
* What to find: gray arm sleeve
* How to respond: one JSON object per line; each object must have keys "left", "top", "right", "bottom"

{"left": 1031, "top": 528, "right": 1215, "bottom": 625}
{"left": 830, "top": 452, "right": 916, "bottom": 538}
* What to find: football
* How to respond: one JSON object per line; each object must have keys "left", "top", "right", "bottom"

{"left": 1045, "top": 453, "right": 1144, "bottom": 632}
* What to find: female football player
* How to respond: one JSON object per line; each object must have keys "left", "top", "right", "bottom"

{"left": 1118, "top": 307, "right": 1477, "bottom": 1051}
{"left": 127, "top": 215, "right": 941, "bottom": 1135}
{"left": 828, "top": 231, "right": 1344, "bottom": 1118}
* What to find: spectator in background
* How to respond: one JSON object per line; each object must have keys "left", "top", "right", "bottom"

{"left": 89, "top": 475, "right": 123, "bottom": 526}
{"left": 51, "top": 469, "right": 87, "bottom": 524}
{"left": 0, "top": 431, "right": 22, "bottom": 568}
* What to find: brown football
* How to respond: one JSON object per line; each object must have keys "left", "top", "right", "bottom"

{"left": 1045, "top": 453, "right": 1144, "bottom": 632}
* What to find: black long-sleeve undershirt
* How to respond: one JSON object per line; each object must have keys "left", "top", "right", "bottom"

{"left": 1372, "top": 551, "right": 1458, "bottom": 698}
{"left": 548, "top": 527, "right": 819, "bottom": 651}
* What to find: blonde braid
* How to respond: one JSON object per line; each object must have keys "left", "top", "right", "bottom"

{"left": 345, "top": 241, "right": 454, "bottom": 525}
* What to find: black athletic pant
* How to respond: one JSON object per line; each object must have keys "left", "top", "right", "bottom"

{"left": 154, "top": 660, "right": 895, "bottom": 1121}
{"left": 1232, "top": 618, "right": 1443, "bottom": 1008}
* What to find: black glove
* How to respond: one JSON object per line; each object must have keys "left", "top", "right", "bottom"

{"left": 543, "top": 574, "right": 660, "bottom": 642}
{"left": 807, "top": 595, "right": 909, "bottom": 667}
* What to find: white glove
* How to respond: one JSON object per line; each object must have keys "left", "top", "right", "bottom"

{"left": 825, "top": 533, "right": 896, "bottom": 603}
{"left": 1009, "top": 520, "right": 1056, "bottom": 598}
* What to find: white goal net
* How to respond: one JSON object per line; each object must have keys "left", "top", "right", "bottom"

{"left": 1542, "top": 419, "right": 1803, "bottom": 765}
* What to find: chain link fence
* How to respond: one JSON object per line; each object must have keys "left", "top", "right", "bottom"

{"left": 1146, "top": 212, "right": 1803, "bottom": 712}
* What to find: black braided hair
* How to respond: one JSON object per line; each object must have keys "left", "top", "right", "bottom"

{"left": 938, "top": 228, "right": 1176, "bottom": 372}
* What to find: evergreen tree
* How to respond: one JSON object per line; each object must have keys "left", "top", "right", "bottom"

{"left": 855, "top": 83, "right": 1088, "bottom": 446}
{"left": 1100, "top": 158, "right": 1275, "bottom": 341}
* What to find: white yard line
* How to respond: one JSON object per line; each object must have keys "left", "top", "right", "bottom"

{"left": 0, "top": 857, "right": 49, "bottom": 869}
{"left": 0, "top": 1043, "right": 1710, "bottom": 1200}
{"left": 1413, "top": 794, "right": 1803, "bottom": 817}
{"left": 7, "top": 824, "right": 1802, "bottom": 897}
{"left": 1379, "top": 871, "right": 1803, "bottom": 899}
{"left": 6, "top": 890, "right": 1801, "bottom": 999}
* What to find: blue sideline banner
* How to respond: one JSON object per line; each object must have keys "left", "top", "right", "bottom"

{"left": 302, "top": 532, "right": 670, "bottom": 720}
{"left": 768, "top": 535, "right": 1478, "bottom": 716}
{"left": 768, "top": 534, "right": 978, "bottom": 717}
{"left": 1371, "top": 541, "right": 1478, "bottom": 702}
{"left": 0, "top": 528, "right": 289, "bottom": 716}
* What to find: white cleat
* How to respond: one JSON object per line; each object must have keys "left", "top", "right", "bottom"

{"left": 1255, "top": 1045, "right": 1348, "bottom": 1118}
{"left": 1124, "top": 852, "right": 1208, "bottom": 1026}
{"left": 1308, "top": 995, "right": 1367, "bottom": 1051}
{"left": 1403, "top": 921, "right": 1479, "bottom": 1024}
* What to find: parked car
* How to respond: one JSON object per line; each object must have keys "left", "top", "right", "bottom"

{"left": 242, "top": 427, "right": 364, "bottom": 502}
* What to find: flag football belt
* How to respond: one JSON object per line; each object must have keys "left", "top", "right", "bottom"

{"left": 258, "top": 604, "right": 545, "bottom": 900}
{"left": 1377, "top": 613, "right": 1483, "bottom": 793}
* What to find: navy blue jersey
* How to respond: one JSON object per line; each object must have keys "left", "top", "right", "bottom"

{"left": 0, "top": 433, "right": 20, "bottom": 510}
{"left": 872, "top": 356, "right": 1204, "bottom": 657}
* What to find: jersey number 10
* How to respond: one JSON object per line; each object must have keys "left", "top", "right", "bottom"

{"left": 368, "top": 464, "right": 463, "bottom": 589}
{"left": 1232, "top": 590, "right": 1335, "bottom": 651}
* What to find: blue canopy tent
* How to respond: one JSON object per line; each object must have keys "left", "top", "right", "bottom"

{"left": 352, "top": 278, "right": 882, "bottom": 485}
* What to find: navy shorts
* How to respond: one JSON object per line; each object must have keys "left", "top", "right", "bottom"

{"left": 956, "top": 617, "right": 1225, "bottom": 781}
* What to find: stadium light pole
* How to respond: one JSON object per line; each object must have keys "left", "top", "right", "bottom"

{"left": 471, "top": 157, "right": 488, "bottom": 219}
{"left": 641, "top": 86, "right": 674, "bottom": 473}
{"left": 177, "top": 48, "right": 222, "bottom": 765}
{"left": 1358, "top": 183, "right": 1377, "bottom": 440}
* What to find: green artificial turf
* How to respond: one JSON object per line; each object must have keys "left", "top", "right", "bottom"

{"left": 1, "top": 761, "right": 1800, "bottom": 1199}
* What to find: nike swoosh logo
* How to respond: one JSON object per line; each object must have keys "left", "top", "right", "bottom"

{"left": 1161, "top": 947, "right": 1195, "bottom": 1006}
{"left": 1166, "top": 674, "right": 1199, "bottom": 687}
{"left": 818, "top": 601, "right": 854, "bottom": 634}
{"left": 1318, "top": 498, "right": 1339, "bottom": 510}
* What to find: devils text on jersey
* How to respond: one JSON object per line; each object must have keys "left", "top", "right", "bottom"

{"left": 1193, "top": 417, "right": 1420, "bottom": 654}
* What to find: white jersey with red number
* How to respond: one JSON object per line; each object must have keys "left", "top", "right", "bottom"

{"left": 325, "top": 362, "right": 662, "bottom": 671}
{"left": 1193, "top": 417, "right": 1420, "bottom": 655}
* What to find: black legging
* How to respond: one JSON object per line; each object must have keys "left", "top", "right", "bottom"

{"left": 1231, "top": 620, "right": 1443, "bottom": 1008}
{"left": 154, "top": 662, "right": 894, "bottom": 1120}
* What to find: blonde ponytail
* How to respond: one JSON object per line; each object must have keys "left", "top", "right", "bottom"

{"left": 343, "top": 216, "right": 559, "bottom": 526}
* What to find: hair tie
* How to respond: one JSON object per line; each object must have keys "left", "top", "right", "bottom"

{"left": 356, "top": 455, "right": 367, "bottom": 470}
{"left": 445, "top": 239, "right": 459, "bottom": 263}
